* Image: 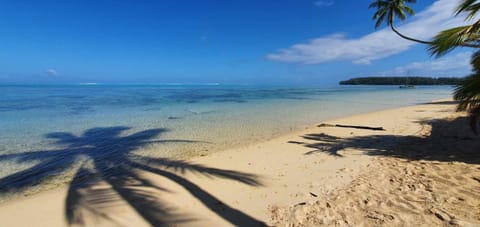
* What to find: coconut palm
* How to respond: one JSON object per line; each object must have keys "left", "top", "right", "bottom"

{"left": 428, "top": 0, "right": 480, "bottom": 133}
{"left": 369, "top": 0, "right": 431, "bottom": 44}
{"left": 369, "top": 0, "right": 480, "bottom": 132}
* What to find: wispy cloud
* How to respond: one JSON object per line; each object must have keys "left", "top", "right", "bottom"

{"left": 268, "top": 0, "right": 470, "bottom": 65}
{"left": 45, "top": 69, "right": 58, "bottom": 76}
{"left": 314, "top": 0, "right": 334, "bottom": 7}
{"left": 384, "top": 52, "right": 473, "bottom": 76}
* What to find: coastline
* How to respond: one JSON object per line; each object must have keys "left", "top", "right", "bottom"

{"left": 0, "top": 100, "right": 478, "bottom": 226}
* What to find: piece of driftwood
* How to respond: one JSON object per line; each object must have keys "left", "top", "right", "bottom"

{"left": 287, "top": 141, "right": 305, "bottom": 144}
{"left": 295, "top": 202, "right": 307, "bottom": 206}
{"left": 318, "top": 123, "right": 385, "bottom": 131}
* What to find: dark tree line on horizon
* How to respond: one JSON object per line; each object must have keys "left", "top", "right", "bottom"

{"left": 339, "top": 77, "right": 463, "bottom": 85}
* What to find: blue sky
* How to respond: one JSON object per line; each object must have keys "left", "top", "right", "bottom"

{"left": 0, "top": 0, "right": 474, "bottom": 85}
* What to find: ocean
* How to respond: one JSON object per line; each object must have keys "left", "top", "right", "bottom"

{"left": 0, "top": 84, "right": 452, "bottom": 201}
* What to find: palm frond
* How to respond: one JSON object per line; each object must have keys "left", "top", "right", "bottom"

{"left": 375, "top": 12, "right": 388, "bottom": 28}
{"left": 394, "top": 7, "right": 407, "bottom": 20}
{"left": 471, "top": 50, "right": 480, "bottom": 73}
{"left": 454, "top": 74, "right": 480, "bottom": 112}
{"left": 402, "top": 5, "right": 415, "bottom": 16}
{"left": 453, "top": 50, "right": 480, "bottom": 134}
{"left": 429, "top": 25, "right": 480, "bottom": 57}
{"left": 456, "top": 0, "right": 480, "bottom": 20}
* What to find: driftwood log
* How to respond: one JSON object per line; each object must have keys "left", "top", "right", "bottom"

{"left": 318, "top": 123, "right": 385, "bottom": 131}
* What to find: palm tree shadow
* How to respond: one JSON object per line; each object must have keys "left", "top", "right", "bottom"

{"left": 292, "top": 116, "right": 480, "bottom": 164}
{"left": 0, "top": 126, "right": 265, "bottom": 226}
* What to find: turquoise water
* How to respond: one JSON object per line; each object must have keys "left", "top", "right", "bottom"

{"left": 0, "top": 84, "right": 452, "bottom": 200}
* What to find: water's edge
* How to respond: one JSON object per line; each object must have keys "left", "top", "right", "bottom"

{"left": 0, "top": 85, "right": 453, "bottom": 202}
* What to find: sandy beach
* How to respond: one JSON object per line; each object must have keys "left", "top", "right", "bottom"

{"left": 3, "top": 0, "right": 480, "bottom": 226}
{"left": 0, "top": 100, "right": 479, "bottom": 226}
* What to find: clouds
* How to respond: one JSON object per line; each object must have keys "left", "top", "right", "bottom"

{"left": 268, "top": 0, "right": 470, "bottom": 65}
{"left": 45, "top": 69, "right": 58, "bottom": 76}
{"left": 386, "top": 52, "right": 473, "bottom": 76}
{"left": 314, "top": 0, "right": 334, "bottom": 7}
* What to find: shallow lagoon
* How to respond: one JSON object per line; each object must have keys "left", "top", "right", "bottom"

{"left": 0, "top": 84, "right": 452, "bottom": 200}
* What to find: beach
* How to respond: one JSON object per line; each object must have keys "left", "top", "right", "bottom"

{"left": 3, "top": 0, "right": 480, "bottom": 225}
{"left": 0, "top": 99, "right": 478, "bottom": 226}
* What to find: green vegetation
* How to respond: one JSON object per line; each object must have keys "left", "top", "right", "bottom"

{"left": 429, "top": 1, "right": 480, "bottom": 56}
{"left": 429, "top": 0, "right": 480, "bottom": 133}
{"left": 369, "top": 0, "right": 431, "bottom": 44}
{"left": 369, "top": 0, "right": 480, "bottom": 133}
{"left": 339, "top": 77, "right": 462, "bottom": 85}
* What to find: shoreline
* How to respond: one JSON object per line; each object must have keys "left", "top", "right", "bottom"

{"left": 0, "top": 100, "right": 478, "bottom": 226}
{"left": 0, "top": 99, "right": 440, "bottom": 204}
{"left": 0, "top": 100, "right": 430, "bottom": 203}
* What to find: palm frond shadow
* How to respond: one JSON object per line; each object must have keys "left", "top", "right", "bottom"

{"left": 0, "top": 126, "right": 265, "bottom": 226}
{"left": 293, "top": 117, "right": 480, "bottom": 164}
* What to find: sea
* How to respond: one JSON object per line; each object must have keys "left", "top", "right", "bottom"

{"left": 0, "top": 84, "right": 453, "bottom": 201}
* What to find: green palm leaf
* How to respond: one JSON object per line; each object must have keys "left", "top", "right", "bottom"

{"left": 454, "top": 73, "right": 480, "bottom": 134}
{"left": 429, "top": 0, "right": 480, "bottom": 57}
{"left": 429, "top": 25, "right": 480, "bottom": 57}
{"left": 452, "top": 50, "right": 480, "bottom": 133}
{"left": 456, "top": 0, "right": 480, "bottom": 20}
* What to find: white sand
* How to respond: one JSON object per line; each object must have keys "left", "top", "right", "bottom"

{"left": 0, "top": 100, "right": 479, "bottom": 226}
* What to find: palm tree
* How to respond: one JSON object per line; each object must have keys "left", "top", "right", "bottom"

{"left": 428, "top": 0, "right": 480, "bottom": 134}
{"left": 368, "top": 0, "right": 480, "bottom": 132}
{"left": 369, "top": 0, "right": 431, "bottom": 44}
{"left": 369, "top": 0, "right": 480, "bottom": 132}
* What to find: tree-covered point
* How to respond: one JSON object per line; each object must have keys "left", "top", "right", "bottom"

{"left": 339, "top": 77, "right": 464, "bottom": 85}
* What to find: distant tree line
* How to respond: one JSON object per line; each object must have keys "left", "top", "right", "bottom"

{"left": 339, "top": 77, "right": 463, "bottom": 85}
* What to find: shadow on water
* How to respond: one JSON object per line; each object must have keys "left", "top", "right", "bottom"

{"left": 290, "top": 117, "right": 480, "bottom": 164}
{"left": 0, "top": 127, "right": 265, "bottom": 226}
